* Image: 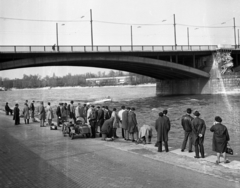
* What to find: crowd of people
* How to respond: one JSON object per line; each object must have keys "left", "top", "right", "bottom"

{"left": 4, "top": 101, "right": 231, "bottom": 164}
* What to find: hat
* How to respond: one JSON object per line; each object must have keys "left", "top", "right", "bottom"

{"left": 215, "top": 116, "right": 222, "bottom": 123}
{"left": 159, "top": 112, "right": 163, "bottom": 117}
{"left": 186, "top": 108, "right": 192, "bottom": 114}
{"left": 193, "top": 111, "right": 200, "bottom": 116}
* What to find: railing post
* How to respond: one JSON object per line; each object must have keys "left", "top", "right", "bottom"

{"left": 14, "top": 46, "right": 16, "bottom": 53}
{"left": 172, "top": 46, "right": 174, "bottom": 51}
{"left": 71, "top": 46, "right": 73, "bottom": 52}
{"left": 108, "top": 46, "right": 110, "bottom": 51}
{"left": 199, "top": 46, "right": 201, "bottom": 51}
{"left": 142, "top": 46, "right": 144, "bottom": 51}
{"left": 152, "top": 46, "right": 154, "bottom": 51}
{"left": 181, "top": 46, "right": 183, "bottom": 51}
{"left": 44, "top": 46, "right": 46, "bottom": 52}
{"left": 120, "top": 46, "right": 122, "bottom": 51}
{"left": 29, "top": 46, "right": 31, "bottom": 52}
{"left": 84, "top": 46, "right": 86, "bottom": 52}
{"left": 97, "top": 46, "right": 98, "bottom": 52}
{"left": 162, "top": 46, "right": 164, "bottom": 51}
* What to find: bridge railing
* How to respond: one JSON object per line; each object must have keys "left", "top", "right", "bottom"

{"left": 0, "top": 45, "right": 231, "bottom": 53}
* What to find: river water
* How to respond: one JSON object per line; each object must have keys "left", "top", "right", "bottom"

{"left": 0, "top": 85, "right": 239, "bottom": 160}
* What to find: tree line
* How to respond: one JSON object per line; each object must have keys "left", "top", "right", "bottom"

{"left": 0, "top": 70, "right": 156, "bottom": 89}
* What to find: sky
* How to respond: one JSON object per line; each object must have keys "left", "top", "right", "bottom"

{"left": 0, "top": 0, "right": 240, "bottom": 79}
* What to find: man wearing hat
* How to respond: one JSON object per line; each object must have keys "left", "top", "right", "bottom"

{"left": 13, "top": 103, "right": 20, "bottom": 125}
{"left": 56, "top": 103, "right": 63, "bottom": 127}
{"left": 192, "top": 111, "right": 206, "bottom": 158}
{"left": 155, "top": 112, "right": 170, "bottom": 152}
{"left": 181, "top": 108, "right": 194, "bottom": 152}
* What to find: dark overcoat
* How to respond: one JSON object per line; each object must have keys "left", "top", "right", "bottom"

{"left": 101, "top": 117, "right": 114, "bottom": 136}
{"left": 210, "top": 123, "right": 230, "bottom": 153}
{"left": 155, "top": 116, "right": 170, "bottom": 142}
{"left": 121, "top": 110, "right": 128, "bottom": 130}
{"left": 13, "top": 106, "right": 20, "bottom": 120}
{"left": 97, "top": 109, "right": 104, "bottom": 127}
{"left": 128, "top": 111, "right": 138, "bottom": 133}
{"left": 181, "top": 114, "right": 193, "bottom": 132}
{"left": 38, "top": 104, "right": 45, "bottom": 120}
{"left": 191, "top": 117, "right": 206, "bottom": 144}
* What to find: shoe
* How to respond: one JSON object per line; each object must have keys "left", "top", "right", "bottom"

{"left": 181, "top": 149, "right": 184, "bottom": 152}
{"left": 194, "top": 156, "right": 200, "bottom": 159}
{"left": 132, "top": 140, "right": 136, "bottom": 142}
{"left": 201, "top": 156, "right": 205, "bottom": 158}
{"left": 188, "top": 150, "right": 193, "bottom": 153}
{"left": 114, "top": 136, "right": 119, "bottom": 138}
{"left": 216, "top": 160, "right": 220, "bottom": 165}
{"left": 224, "top": 160, "right": 230, "bottom": 164}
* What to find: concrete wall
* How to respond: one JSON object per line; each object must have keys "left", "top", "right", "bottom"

{"left": 156, "top": 53, "right": 240, "bottom": 95}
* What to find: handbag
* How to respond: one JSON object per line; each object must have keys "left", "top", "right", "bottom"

{"left": 226, "top": 143, "right": 233, "bottom": 155}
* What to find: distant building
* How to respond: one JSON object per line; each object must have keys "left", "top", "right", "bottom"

{"left": 86, "top": 76, "right": 136, "bottom": 86}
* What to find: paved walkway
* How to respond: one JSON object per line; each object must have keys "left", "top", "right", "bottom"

{"left": 1, "top": 114, "right": 240, "bottom": 187}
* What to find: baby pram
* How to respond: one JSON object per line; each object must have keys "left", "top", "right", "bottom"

{"left": 69, "top": 117, "right": 91, "bottom": 140}
{"left": 62, "top": 121, "right": 74, "bottom": 136}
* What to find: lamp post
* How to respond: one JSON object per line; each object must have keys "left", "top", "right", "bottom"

{"left": 90, "top": 9, "right": 93, "bottom": 51}
{"left": 187, "top": 27, "right": 189, "bottom": 49}
{"left": 233, "top": 17, "right": 237, "bottom": 49}
{"left": 131, "top": 25, "right": 133, "bottom": 51}
{"left": 173, "top": 14, "right": 177, "bottom": 49}
{"left": 238, "top": 29, "right": 239, "bottom": 48}
{"left": 56, "top": 23, "right": 65, "bottom": 52}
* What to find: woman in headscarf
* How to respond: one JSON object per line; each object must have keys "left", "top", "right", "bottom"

{"left": 46, "top": 102, "right": 54, "bottom": 126}
{"left": 210, "top": 116, "right": 230, "bottom": 164}
{"left": 22, "top": 103, "right": 30, "bottom": 124}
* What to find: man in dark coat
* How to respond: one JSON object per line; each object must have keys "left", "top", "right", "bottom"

{"left": 210, "top": 116, "right": 230, "bottom": 164}
{"left": 155, "top": 112, "right": 170, "bottom": 152}
{"left": 192, "top": 111, "right": 206, "bottom": 158}
{"left": 128, "top": 108, "right": 138, "bottom": 142}
{"left": 101, "top": 117, "right": 114, "bottom": 140}
{"left": 13, "top": 103, "right": 20, "bottom": 125}
{"left": 29, "top": 101, "right": 35, "bottom": 122}
{"left": 56, "top": 103, "right": 62, "bottom": 127}
{"left": 89, "top": 105, "right": 98, "bottom": 138}
{"left": 96, "top": 106, "right": 104, "bottom": 137}
{"left": 104, "top": 106, "right": 111, "bottom": 120}
{"left": 122, "top": 107, "right": 130, "bottom": 141}
{"left": 181, "top": 108, "right": 194, "bottom": 152}
{"left": 5, "top": 102, "right": 13, "bottom": 115}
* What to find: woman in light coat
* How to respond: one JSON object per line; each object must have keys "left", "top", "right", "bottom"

{"left": 111, "top": 108, "right": 120, "bottom": 138}
{"left": 46, "top": 102, "right": 54, "bottom": 126}
{"left": 22, "top": 103, "right": 30, "bottom": 124}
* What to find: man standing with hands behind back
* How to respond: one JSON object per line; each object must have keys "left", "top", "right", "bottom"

{"left": 181, "top": 108, "right": 193, "bottom": 153}
{"left": 192, "top": 111, "right": 206, "bottom": 159}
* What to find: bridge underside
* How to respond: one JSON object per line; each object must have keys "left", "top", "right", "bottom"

{"left": 0, "top": 54, "right": 209, "bottom": 80}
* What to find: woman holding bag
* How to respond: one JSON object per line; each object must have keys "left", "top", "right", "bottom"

{"left": 210, "top": 116, "right": 230, "bottom": 165}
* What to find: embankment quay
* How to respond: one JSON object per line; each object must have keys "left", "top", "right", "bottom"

{"left": 0, "top": 114, "right": 239, "bottom": 188}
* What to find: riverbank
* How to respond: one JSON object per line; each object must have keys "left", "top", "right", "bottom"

{"left": 8, "top": 83, "right": 156, "bottom": 91}
{"left": 0, "top": 113, "right": 239, "bottom": 186}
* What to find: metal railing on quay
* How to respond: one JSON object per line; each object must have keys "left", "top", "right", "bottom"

{"left": 0, "top": 45, "right": 236, "bottom": 53}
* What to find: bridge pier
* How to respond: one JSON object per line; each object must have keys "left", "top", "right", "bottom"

{"left": 156, "top": 53, "right": 240, "bottom": 95}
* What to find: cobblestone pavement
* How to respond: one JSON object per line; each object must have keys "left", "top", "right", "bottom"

{"left": 0, "top": 114, "right": 240, "bottom": 188}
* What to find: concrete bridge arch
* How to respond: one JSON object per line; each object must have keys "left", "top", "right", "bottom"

{"left": 0, "top": 54, "right": 209, "bottom": 80}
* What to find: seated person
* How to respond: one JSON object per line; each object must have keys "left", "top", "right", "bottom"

{"left": 101, "top": 117, "right": 114, "bottom": 141}
{"left": 5, "top": 102, "right": 13, "bottom": 115}
{"left": 136, "top": 124, "right": 152, "bottom": 144}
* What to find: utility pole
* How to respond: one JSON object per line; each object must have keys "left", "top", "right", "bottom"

{"left": 238, "top": 29, "right": 239, "bottom": 48}
{"left": 233, "top": 17, "right": 236, "bottom": 49}
{"left": 90, "top": 9, "right": 94, "bottom": 51}
{"left": 187, "top": 27, "right": 189, "bottom": 49}
{"left": 56, "top": 23, "right": 59, "bottom": 51}
{"left": 173, "top": 14, "right": 177, "bottom": 49}
{"left": 131, "top": 25, "right": 133, "bottom": 51}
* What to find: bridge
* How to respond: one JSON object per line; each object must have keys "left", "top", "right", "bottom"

{"left": 0, "top": 45, "right": 240, "bottom": 95}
